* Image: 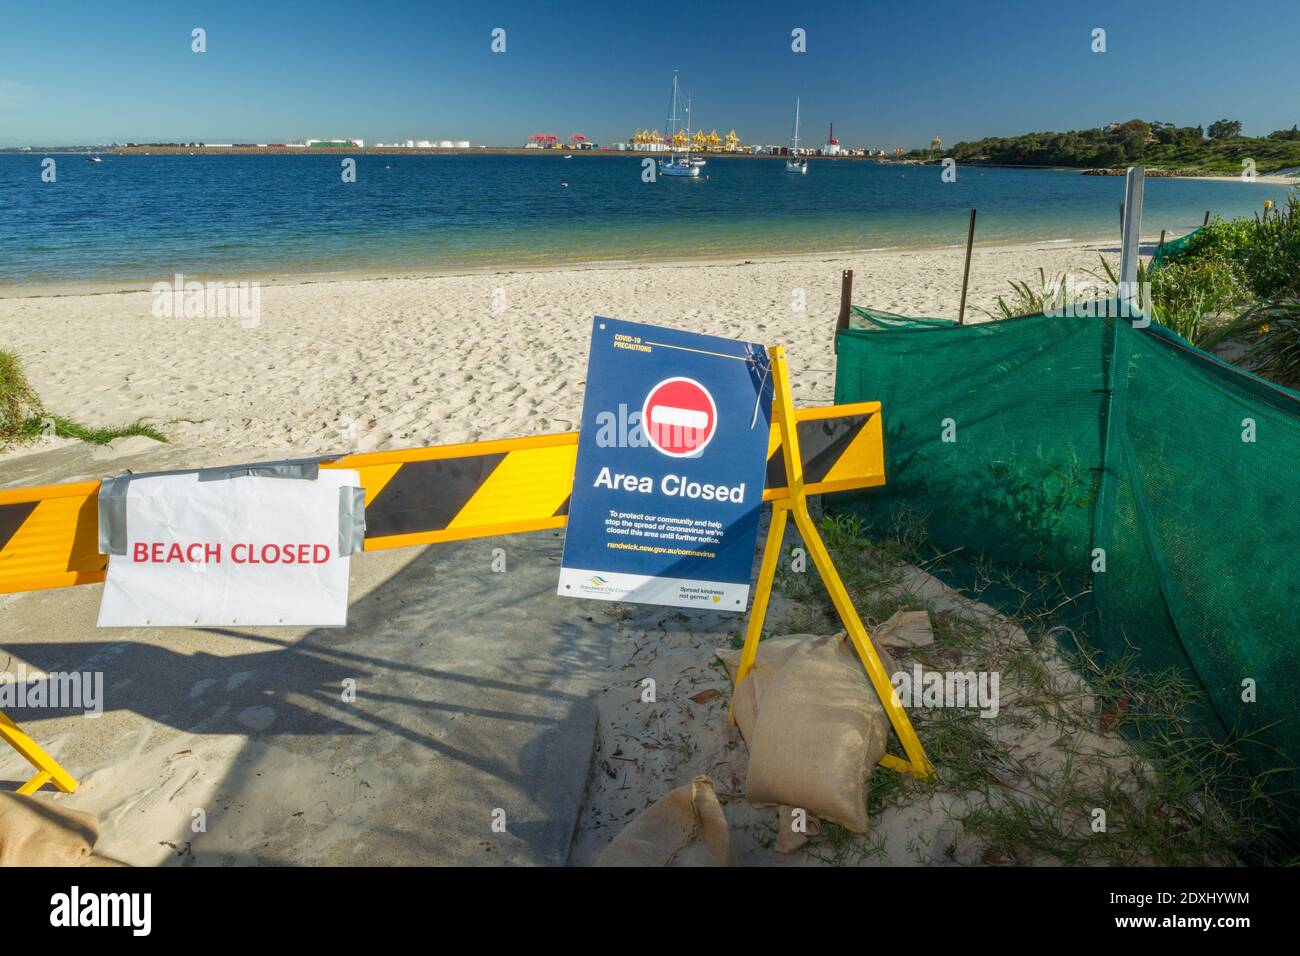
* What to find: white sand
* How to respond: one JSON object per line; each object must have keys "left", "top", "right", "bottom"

{"left": 0, "top": 240, "right": 1118, "bottom": 470}
{"left": 1185, "top": 167, "right": 1298, "bottom": 185}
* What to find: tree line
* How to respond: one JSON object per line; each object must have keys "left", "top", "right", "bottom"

{"left": 911, "top": 119, "right": 1300, "bottom": 168}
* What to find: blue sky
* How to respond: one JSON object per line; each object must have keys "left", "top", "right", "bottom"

{"left": 1, "top": 0, "right": 1295, "bottom": 147}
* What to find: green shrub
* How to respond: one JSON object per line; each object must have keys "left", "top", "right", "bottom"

{"left": 1181, "top": 192, "right": 1300, "bottom": 301}
{"left": 1149, "top": 257, "right": 1252, "bottom": 344}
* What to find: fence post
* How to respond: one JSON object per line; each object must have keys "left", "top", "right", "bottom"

{"left": 834, "top": 269, "right": 853, "bottom": 350}
{"left": 958, "top": 209, "right": 977, "bottom": 325}
{"left": 1119, "top": 167, "right": 1145, "bottom": 316}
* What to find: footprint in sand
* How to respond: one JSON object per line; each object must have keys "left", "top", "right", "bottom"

{"left": 225, "top": 671, "right": 257, "bottom": 691}
{"left": 237, "top": 706, "right": 276, "bottom": 732}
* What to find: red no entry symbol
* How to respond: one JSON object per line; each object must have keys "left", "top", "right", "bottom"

{"left": 643, "top": 377, "right": 717, "bottom": 457}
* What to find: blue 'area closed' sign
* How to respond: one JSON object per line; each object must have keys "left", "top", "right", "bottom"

{"left": 557, "top": 317, "right": 773, "bottom": 611}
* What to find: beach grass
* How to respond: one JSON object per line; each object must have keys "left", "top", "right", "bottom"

{"left": 1203, "top": 299, "right": 1300, "bottom": 388}
{"left": 16, "top": 414, "right": 169, "bottom": 446}
{"left": 0, "top": 348, "right": 45, "bottom": 443}
{"left": 1, "top": 346, "right": 168, "bottom": 449}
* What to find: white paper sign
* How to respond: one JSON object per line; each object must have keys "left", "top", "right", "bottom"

{"left": 97, "top": 469, "right": 362, "bottom": 628}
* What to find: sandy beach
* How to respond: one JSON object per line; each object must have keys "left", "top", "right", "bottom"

{"left": 0, "top": 239, "right": 1120, "bottom": 474}
{"left": 0, "top": 237, "right": 1189, "bottom": 867}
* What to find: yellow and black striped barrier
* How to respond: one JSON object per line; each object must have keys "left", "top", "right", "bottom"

{"left": 0, "top": 402, "right": 883, "bottom": 596}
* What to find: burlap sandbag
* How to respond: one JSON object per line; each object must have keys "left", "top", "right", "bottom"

{"left": 774, "top": 804, "right": 823, "bottom": 854}
{"left": 595, "top": 775, "right": 731, "bottom": 867}
{"left": 718, "top": 631, "right": 897, "bottom": 746}
{"left": 716, "top": 635, "right": 810, "bottom": 744}
{"left": 0, "top": 793, "right": 102, "bottom": 866}
{"left": 723, "top": 633, "right": 890, "bottom": 833}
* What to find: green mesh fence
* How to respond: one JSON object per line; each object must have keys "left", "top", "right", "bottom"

{"left": 834, "top": 311, "right": 1300, "bottom": 825}
{"left": 1150, "top": 228, "right": 1201, "bottom": 270}
{"left": 849, "top": 304, "right": 957, "bottom": 331}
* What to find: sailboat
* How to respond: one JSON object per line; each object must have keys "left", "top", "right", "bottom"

{"left": 658, "top": 72, "right": 700, "bottom": 178}
{"left": 785, "top": 98, "right": 808, "bottom": 174}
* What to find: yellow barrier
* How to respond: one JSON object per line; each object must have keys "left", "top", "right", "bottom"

{"left": 0, "top": 394, "right": 923, "bottom": 793}
{"left": 734, "top": 346, "right": 933, "bottom": 779}
{"left": 0, "top": 403, "right": 884, "bottom": 595}
{"left": 0, "top": 710, "right": 79, "bottom": 795}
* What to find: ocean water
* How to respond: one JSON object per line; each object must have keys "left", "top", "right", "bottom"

{"left": 0, "top": 153, "right": 1290, "bottom": 285}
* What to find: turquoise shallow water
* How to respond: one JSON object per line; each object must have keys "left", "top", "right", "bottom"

{"left": 0, "top": 153, "right": 1290, "bottom": 285}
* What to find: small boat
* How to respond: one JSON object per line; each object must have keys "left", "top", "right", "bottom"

{"left": 564, "top": 154, "right": 573, "bottom": 159}
{"left": 86, "top": 155, "right": 102, "bottom": 163}
{"left": 660, "top": 158, "right": 700, "bottom": 177}
{"left": 784, "top": 99, "right": 807, "bottom": 173}
{"left": 658, "top": 72, "right": 701, "bottom": 178}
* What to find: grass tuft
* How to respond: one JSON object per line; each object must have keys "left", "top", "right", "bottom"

{"left": 1, "top": 347, "right": 169, "bottom": 449}
{"left": 17, "top": 414, "right": 169, "bottom": 446}
{"left": 0, "top": 349, "right": 45, "bottom": 443}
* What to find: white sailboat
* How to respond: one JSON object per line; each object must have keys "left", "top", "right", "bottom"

{"left": 658, "top": 72, "right": 700, "bottom": 178}
{"left": 785, "top": 98, "right": 808, "bottom": 174}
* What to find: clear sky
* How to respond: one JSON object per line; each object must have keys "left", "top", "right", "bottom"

{"left": 1, "top": 0, "right": 1295, "bottom": 148}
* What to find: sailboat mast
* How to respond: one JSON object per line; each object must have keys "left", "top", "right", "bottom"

{"left": 685, "top": 93, "right": 692, "bottom": 159}
{"left": 793, "top": 97, "right": 800, "bottom": 149}
{"left": 667, "top": 72, "right": 679, "bottom": 137}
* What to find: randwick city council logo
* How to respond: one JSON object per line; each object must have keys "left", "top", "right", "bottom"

{"left": 576, "top": 573, "right": 626, "bottom": 598}
{"left": 642, "top": 377, "right": 717, "bottom": 457}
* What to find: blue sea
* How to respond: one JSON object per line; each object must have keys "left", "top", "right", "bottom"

{"left": 0, "top": 153, "right": 1291, "bottom": 285}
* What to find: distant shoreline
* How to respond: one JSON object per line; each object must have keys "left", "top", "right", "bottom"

{"left": 7, "top": 145, "right": 894, "bottom": 161}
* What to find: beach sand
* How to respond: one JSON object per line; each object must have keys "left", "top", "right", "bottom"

{"left": 0, "top": 239, "right": 1122, "bottom": 475}
{"left": 0, "top": 239, "right": 1147, "bottom": 866}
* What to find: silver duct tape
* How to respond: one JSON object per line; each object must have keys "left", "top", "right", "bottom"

{"left": 339, "top": 486, "right": 366, "bottom": 556}
{"left": 196, "top": 460, "right": 321, "bottom": 482}
{"left": 97, "top": 470, "right": 133, "bottom": 556}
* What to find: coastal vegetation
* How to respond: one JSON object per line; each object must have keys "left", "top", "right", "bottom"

{"left": 0, "top": 348, "right": 43, "bottom": 443}
{"left": 991, "top": 191, "right": 1300, "bottom": 389}
{"left": 912, "top": 119, "right": 1300, "bottom": 175}
{"left": 0, "top": 348, "right": 167, "bottom": 449}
